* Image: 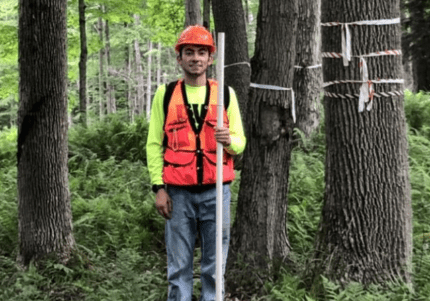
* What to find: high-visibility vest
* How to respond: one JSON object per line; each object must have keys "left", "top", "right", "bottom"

{"left": 162, "top": 79, "right": 235, "bottom": 186}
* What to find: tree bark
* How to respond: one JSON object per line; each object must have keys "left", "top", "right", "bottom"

{"left": 105, "top": 18, "right": 116, "bottom": 114}
{"left": 203, "top": 0, "right": 211, "bottom": 29}
{"left": 212, "top": 0, "right": 251, "bottom": 122}
{"left": 98, "top": 16, "right": 105, "bottom": 119}
{"left": 18, "top": 0, "right": 75, "bottom": 266}
{"left": 79, "top": 0, "right": 87, "bottom": 125}
{"left": 185, "top": 0, "right": 202, "bottom": 27}
{"left": 408, "top": 0, "right": 430, "bottom": 91}
{"left": 157, "top": 43, "right": 161, "bottom": 87}
{"left": 146, "top": 40, "right": 152, "bottom": 119}
{"left": 134, "top": 15, "right": 144, "bottom": 115}
{"left": 310, "top": 0, "right": 412, "bottom": 287}
{"left": 293, "top": 0, "right": 322, "bottom": 137}
{"left": 229, "top": 0, "right": 298, "bottom": 270}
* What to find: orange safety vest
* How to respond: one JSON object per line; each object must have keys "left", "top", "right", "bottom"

{"left": 162, "top": 79, "right": 235, "bottom": 186}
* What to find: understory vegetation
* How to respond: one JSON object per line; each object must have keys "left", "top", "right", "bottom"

{"left": 1, "top": 91, "right": 430, "bottom": 300}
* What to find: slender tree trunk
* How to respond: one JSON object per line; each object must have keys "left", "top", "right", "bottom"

{"left": 185, "top": 0, "right": 202, "bottom": 27}
{"left": 212, "top": 0, "right": 251, "bottom": 122}
{"left": 98, "top": 16, "right": 105, "bottom": 119}
{"left": 203, "top": 0, "right": 211, "bottom": 29}
{"left": 147, "top": 41, "right": 152, "bottom": 119}
{"left": 157, "top": 43, "right": 161, "bottom": 87}
{"left": 409, "top": 0, "right": 430, "bottom": 91}
{"left": 125, "top": 23, "right": 134, "bottom": 122}
{"left": 105, "top": 18, "right": 116, "bottom": 114}
{"left": 79, "top": 0, "right": 87, "bottom": 125}
{"left": 18, "top": 0, "right": 75, "bottom": 266}
{"left": 134, "top": 15, "right": 144, "bottom": 115}
{"left": 230, "top": 0, "right": 298, "bottom": 271}
{"left": 293, "top": 0, "right": 322, "bottom": 137}
{"left": 310, "top": 0, "right": 412, "bottom": 287}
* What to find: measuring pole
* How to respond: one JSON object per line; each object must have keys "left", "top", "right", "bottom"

{"left": 216, "top": 32, "right": 225, "bottom": 301}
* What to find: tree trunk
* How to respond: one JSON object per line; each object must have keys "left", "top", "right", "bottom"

{"left": 185, "top": 0, "right": 202, "bottom": 27}
{"left": 146, "top": 40, "right": 152, "bottom": 119}
{"left": 293, "top": 0, "right": 322, "bottom": 137}
{"left": 310, "top": 0, "right": 412, "bottom": 287}
{"left": 18, "top": 0, "right": 75, "bottom": 266}
{"left": 105, "top": 18, "right": 116, "bottom": 114}
{"left": 212, "top": 0, "right": 251, "bottom": 122}
{"left": 157, "top": 43, "right": 161, "bottom": 87}
{"left": 134, "top": 15, "right": 144, "bottom": 115}
{"left": 79, "top": 0, "right": 87, "bottom": 125}
{"left": 124, "top": 23, "right": 133, "bottom": 122}
{"left": 98, "top": 16, "right": 105, "bottom": 119}
{"left": 203, "top": 0, "right": 211, "bottom": 29}
{"left": 229, "top": 0, "right": 298, "bottom": 270}
{"left": 408, "top": 0, "right": 430, "bottom": 91}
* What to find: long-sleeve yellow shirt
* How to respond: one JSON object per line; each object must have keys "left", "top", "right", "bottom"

{"left": 146, "top": 82, "right": 246, "bottom": 185}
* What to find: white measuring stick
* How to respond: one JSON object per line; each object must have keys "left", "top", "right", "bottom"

{"left": 216, "top": 32, "right": 225, "bottom": 301}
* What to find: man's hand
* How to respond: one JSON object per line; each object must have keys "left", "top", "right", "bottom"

{"left": 214, "top": 126, "right": 231, "bottom": 147}
{"left": 155, "top": 189, "right": 172, "bottom": 220}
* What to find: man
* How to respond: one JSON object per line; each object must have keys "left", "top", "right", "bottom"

{"left": 146, "top": 25, "right": 246, "bottom": 301}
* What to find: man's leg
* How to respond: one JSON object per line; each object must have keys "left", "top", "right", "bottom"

{"left": 165, "top": 186, "right": 198, "bottom": 301}
{"left": 198, "top": 185, "right": 231, "bottom": 301}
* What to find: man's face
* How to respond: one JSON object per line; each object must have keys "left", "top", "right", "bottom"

{"left": 177, "top": 45, "right": 213, "bottom": 78}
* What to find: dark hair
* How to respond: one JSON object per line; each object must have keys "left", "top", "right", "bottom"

{"left": 177, "top": 45, "right": 211, "bottom": 59}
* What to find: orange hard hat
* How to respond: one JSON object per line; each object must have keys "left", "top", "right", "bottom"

{"left": 175, "top": 25, "right": 216, "bottom": 53}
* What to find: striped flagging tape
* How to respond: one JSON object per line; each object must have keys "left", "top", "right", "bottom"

{"left": 322, "top": 49, "right": 402, "bottom": 59}
{"left": 321, "top": 18, "right": 401, "bottom": 66}
{"left": 324, "top": 90, "right": 403, "bottom": 99}
{"left": 323, "top": 78, "right": 404, "bottom": 111}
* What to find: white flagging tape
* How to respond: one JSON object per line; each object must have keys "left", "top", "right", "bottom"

{"left": 224, "top": 61, "right": 251, "bottom": 69}
{"left": 294, "top": 64, "right": 322, "bottom": 69}
{"left": 321, "top": 18, "right": 400, "bottom": 66}
{"left": 250, "top": 83, "right": 296, "bottom": 123}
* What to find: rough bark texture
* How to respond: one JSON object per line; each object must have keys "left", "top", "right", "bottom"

{"left": 408, "top": 0, "right": 430, "bottom": 91}
{"left": 293, "top": 0, "right": 322, "bottom": 137}
{"left": 229, "top": 0, "right": 298, "bottom": 269}
{"left": 212, "top": 0, "right": 250, "bottom": 123}
{"left": 185, "top": 0, "right": 201, "bottom": 27}
{"left": 311, "top": 0, "right": 412, "bottom": 287}
{"left": 79, "top": 0, "right": 87, "bottom": 125}
{"left": 18, "top": 0, "right": 75, "bottom": 266}
{"left": 203, "top": 0, "right": 210, "bottom": 29}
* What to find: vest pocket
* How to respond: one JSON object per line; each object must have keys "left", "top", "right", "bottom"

{"left": 165, "top": 120, "right": 190, "bottom": 150}
{"left": 163, "top": 150, "right": 197, "bottom": 185}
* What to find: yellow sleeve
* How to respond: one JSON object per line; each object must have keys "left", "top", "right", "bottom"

{"left": 146, "top": 85, "right": 166, "bottom": 185}
{"left": 225, "top": 87, "right": 246, "bottom": 155}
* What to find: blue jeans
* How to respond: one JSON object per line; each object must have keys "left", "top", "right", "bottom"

{"left": 165, "top": 184, "right": 231, "bottom": 301}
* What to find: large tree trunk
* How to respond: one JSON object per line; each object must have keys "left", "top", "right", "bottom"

{"left": 408, "top": 0, "right": 430, "bottom": 91}
{"left": 18, "top": 0, "right": 75, "bottom": 266}
{"left": 185, "top": 0, "right": 201, "bottom": 27}
{"left": 293, "top": 0, "right": 322, "bottom": 137}
{"left": 212, "top": 0, "right": 251, "bottom": 122}
{"left": 229, "top": 0, "right": 298, "bottom": 271}
{"left": 311, "top": 0, "right": 412, "bottom": 287}
{"left": 79, "top": 0, "right": 87, "bottom": 125}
